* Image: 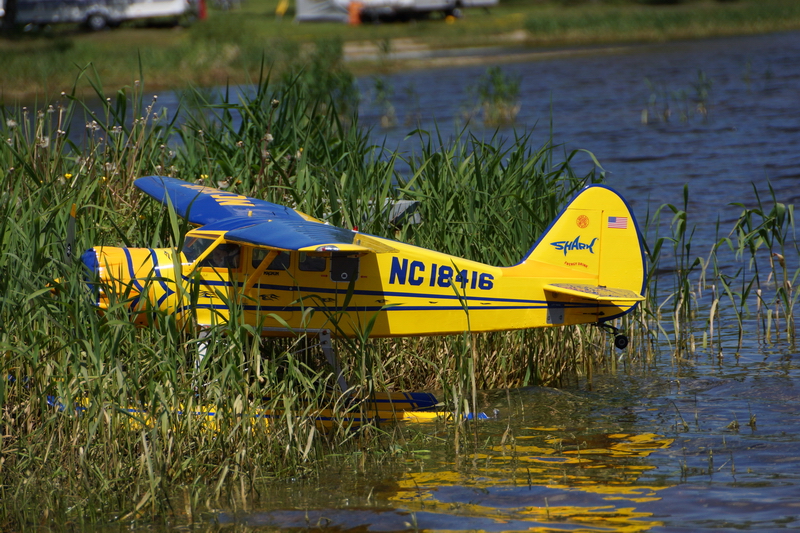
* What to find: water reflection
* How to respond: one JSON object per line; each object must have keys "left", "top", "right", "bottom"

{"left": 216, "top": 349, "right": 800, "bottom": 531}
{"left": 388, "top": 427, "right": 673, "bottom": 532}
{"left": 218, "top": 427, "right": 674, "bottom": 533}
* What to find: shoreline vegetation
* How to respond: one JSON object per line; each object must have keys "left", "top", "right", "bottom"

{"left": 1, "top": 0, "right": 800, "bottom": 530}
{"left": 2, "top": 57, "right": 799, "bottom": 529}
{"left": 0, "top": 0, "right": 799, "bottom": 101}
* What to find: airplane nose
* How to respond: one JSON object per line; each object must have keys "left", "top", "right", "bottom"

{"left": 80, "top": 248, "right": 101, "bottom": 300}
{"left": 76, "top": 246, "right": 180, "bottom": 321}
{"left": 81, "top": 248, "right": 99, "bottom": 277}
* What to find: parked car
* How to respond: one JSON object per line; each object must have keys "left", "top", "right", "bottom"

{"left": 0, "top": 0, "right": 200, "bottom": 31}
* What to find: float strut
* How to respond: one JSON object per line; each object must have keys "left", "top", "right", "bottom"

{"left": 197, "top": 327, "right": 210, "bottom": 370}
{"left": 320, "top": 329, "right": 349, "bottom": 393}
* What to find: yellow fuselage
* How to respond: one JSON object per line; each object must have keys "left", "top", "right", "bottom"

{"left": 84, "top": 184, "right": 645, "bottom": 338}
{"left": 85, "top": 234, "right": 636, "bottom": 338}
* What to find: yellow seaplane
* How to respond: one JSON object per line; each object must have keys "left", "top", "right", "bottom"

{"left": 79, "top": 176, "right": 646, "bottom": 424}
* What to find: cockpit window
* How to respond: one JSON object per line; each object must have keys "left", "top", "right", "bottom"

{"left": 252, "top": 249, "right": 291, "bottom": 271}
{"left": 182, "top": 237, "right": 216, "bottom": 263}
{"left": 299, "top": 252, "right": 326, "bottom": 272}
{"left": 201, "top": 243, "right": 240, "bottom": 269}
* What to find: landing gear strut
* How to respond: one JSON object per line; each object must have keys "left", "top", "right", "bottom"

{"left": 319, "top": 329, "right": 349, "bottom": 393}
{"left": 597, "top": 322, "right": 629, "bottom": 350}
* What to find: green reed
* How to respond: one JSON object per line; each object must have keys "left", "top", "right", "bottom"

{"left": 728, "top": 184, "right": 798, "bottom": 344}
{"left": 642, "top": 70, "right": 713, "bottom": 124}
{"left": 639, "top": 181, "right": 799, "bottom": 359}
{"left": 466, "top": 66, "right": 521, "bottom": 127}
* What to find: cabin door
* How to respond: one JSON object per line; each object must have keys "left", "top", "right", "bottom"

{"left": 292, "top": 252, "right": 366, "bottom": 332}
{"left": 246, "top": 248, "right": 295, "bottom": 330}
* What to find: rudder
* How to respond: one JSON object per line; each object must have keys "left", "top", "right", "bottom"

{"left": 514, "top": 185, "right": 646, "bottom": 300}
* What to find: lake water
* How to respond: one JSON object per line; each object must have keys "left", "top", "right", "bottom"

{"left": 358, "top": 31, "right": 800, "bottom": 231}
{"left": 208, "top": 32, "right": 800, "bottom": 532}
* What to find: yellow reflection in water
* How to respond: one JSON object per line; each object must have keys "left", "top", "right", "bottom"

{"left": 389, "top": 430, "right": 674, "bottom": 532}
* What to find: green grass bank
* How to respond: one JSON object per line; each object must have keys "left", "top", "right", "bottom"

{"left": 1, "top": 0, "right": 800, "bottom": 101}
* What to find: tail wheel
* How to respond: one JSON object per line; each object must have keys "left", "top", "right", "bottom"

{"left": 596, "top": 322, "right": 629, "bottom": 350}
{"left": 614, "top": 335, "right": 629, "bottom": 350}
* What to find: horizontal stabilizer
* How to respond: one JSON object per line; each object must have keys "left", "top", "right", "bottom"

{"left": 544, "top": 283, "right": 645, "bottom": 302}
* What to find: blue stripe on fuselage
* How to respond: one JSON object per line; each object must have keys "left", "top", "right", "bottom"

{"left": 148, "top": 249, "right": 176, "bottom": 307}
{"left": 190, "top": 278, "right": 567, "bottom": 306}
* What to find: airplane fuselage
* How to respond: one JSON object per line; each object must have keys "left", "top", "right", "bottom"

{"left": 84, "top": 229, "right": 637, "bottom": 338}
{"left": 82, "top": 177, "right": 645, "bottom": 340}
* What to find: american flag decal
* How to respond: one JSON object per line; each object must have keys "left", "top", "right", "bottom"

{"left": 607, "top": 216, "right": 628, "bottom": 229}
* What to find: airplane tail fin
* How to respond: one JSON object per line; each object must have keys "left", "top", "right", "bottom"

{"left": 510, "top": 185, "right": 646, "bottom": 319}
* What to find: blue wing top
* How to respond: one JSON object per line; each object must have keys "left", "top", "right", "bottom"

{"left": 135, "top": 176, "right": 394, "bottom": 252}
{"left": 135, "top": 175, "right": 302, "bottom": 226}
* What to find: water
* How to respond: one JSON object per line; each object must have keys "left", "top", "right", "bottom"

{"left": 358, "top": 31, "right": 800, "bottom": 232}
{"left": 213, "top": 341, "right": 800, "bottom": 531}
{"left": 207, "top": 32, "right": 800, "bottom": 532}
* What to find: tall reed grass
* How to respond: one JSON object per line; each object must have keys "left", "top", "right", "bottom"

{"left": 632, "top": 182, "right": 799, "bottom": 361}
{"left": 1, "top": 59, "right": 798, "bottom": 529}
{"left": 0, "top": 65, "right": 611, "bottom": 528}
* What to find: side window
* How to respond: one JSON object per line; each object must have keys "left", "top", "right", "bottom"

{"left": 299, "top": 252, "right": 326, "bottom": 272}
{"left": 200, "top": 243, "right": 240, "bottom": 269}
{"left": 252, "top": 249, "right": 291, "bottom": 271}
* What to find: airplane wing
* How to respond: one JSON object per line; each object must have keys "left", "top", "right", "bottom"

{"left": 135, "top": 175, "right": 305, "bottom": 226}
{"left": 544, "top": 283, "right": 644, "bottom": 302}
{"left": 221, "top": 219, "right": 396, "bottom": 253}
{"left": 135, "top": 176, "right": 396, "bottom": 253}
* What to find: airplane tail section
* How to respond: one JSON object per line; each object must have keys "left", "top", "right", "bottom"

{"left": 510, "top": 185, "right": 646, "bottom": 323}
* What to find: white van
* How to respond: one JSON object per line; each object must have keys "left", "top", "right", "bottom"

{"left": 296, "top": 0, "right": 498, "bottom": 23}
{"left": 0, "top": 0, "right": 197, "bottom": 31}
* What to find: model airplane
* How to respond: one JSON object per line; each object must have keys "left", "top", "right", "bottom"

{"left": 80, "top": 176, "right": 645, "bottom": 392}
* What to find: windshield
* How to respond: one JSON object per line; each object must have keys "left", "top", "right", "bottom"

{"left": 181, "top": 236, "right": 216, "bottom": 263}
